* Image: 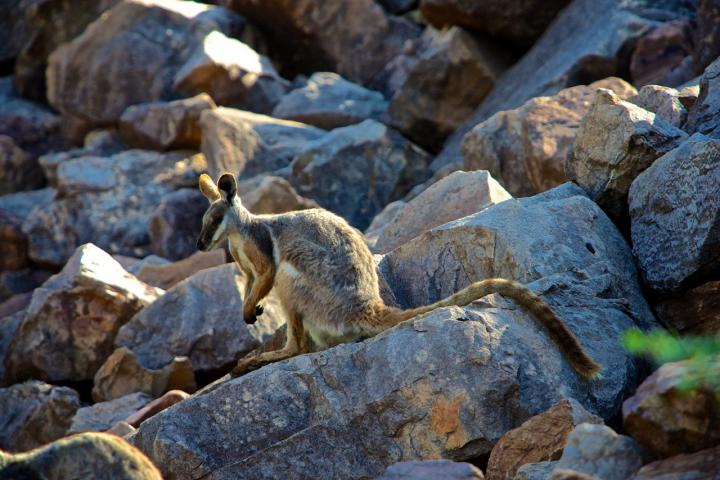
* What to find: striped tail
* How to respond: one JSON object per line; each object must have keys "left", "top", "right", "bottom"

{"left": 377, "top": 278, "right": 602, "bottom": 380}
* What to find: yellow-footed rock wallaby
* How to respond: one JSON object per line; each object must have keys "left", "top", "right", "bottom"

{"left": 196, "top": 173, "right": 601, "bottom": 379}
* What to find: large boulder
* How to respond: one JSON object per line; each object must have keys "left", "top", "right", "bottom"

{"left": 632, "top": 445, "right": 720, "bottom": 480}
{"left": 118, "top": 94, "right": 217, "bottom": 151}
{"left": 387, "top": 26, "right": 507, "bottom": 151}
{"left": 12, "top": 0, "right": 121, "bottom": 102}
{"left": 377, "top": 460, "right": 485, "bottom": 480}
{"left": 5, "top": 244, "right": 163, "bottom": 383}
{"left": 134, "top": 250, "right": 226, "bottom": 290}
{"left": 432, "top": 0, "right": 694, "bottom": 172}
{"left": 240, "top": 176, "right": 318, "bottom": 215}
{"left": 553, "top": 424, "right": 644, "bottom": 480}
{"left": 93, "top": 347, "right": 196, "bottom": 402}
{"left": 622, "top": 359, "right": 720, "bottom": 458}
{"left": 0, "top": 188, "right": 54, "bottom": 272}
{"left": 0, "top": 380, "right": 80, "bottom": 452}
{"left": 684, "top": 57, "right": 720, "bottom": 138}
{"left": 631, "top": 84, "right": 689, "bottom": 128}
{"left": 0, "top": 310, "right": 24, "bottom": 386}
{"left": 288, "top": 119, "right": 431, "bottom": 229}
{"left": 485, "top": 399, "right": 602, "bottom": 480}
{"left": 419, "top": 0, "right": 570, "bottom": 46}
{"left": 68, "top": 392, "right": 152, "bottom": 435}
{"left": 370, "top": 170, "right": 512, "bottom": 254}
{"left": 629, "top": 19, "right": 695, "bottom": 87}
{"left": 566, "top": 89, "right": 687, "bottom": 224}
{"left": 22, "top": 149, "right": 205, "bottom": 268}
{"left": 0, "top": 432, "right": 163, "bottom": 480}
{"left": 654, "top": 281, "right": 720, "bottom": 334}
{"left": 219, "top": 0, "right": 420, "bottom": 85}
{"left": 46, "top": 0, "right": 253, "bottom": 133}
{"left": 148, "top": 188, "right": 206, "bottom": 261}
{"left": 200, "top": 107, "right": 325, "bottom": 180}
{"left": 694, "top": 0, "right": 720, "bottom": 74}
{"left": 628, "top": 134, "right": 720, "bottom": 292}
{"left": 462, "top": 79, "right": 636, "bottom": 197}
{"left": 115, "top": 264, "right": 286, "bottom": 374}
{"left": 272, "top": 72, "right": 388, "bottom": 130}
{"left": 0, "top": 0, "right": 43, "bottom": 70}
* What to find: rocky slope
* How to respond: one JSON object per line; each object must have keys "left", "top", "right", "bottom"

{"left": 1, "top": 0, "right": 719, "bottom": 479}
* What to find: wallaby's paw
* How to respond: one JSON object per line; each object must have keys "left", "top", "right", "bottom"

{"left": 231, "top": 352, "right": 261, "bottom": 376}
{"left": 255, "top": 304, "right": 264, "bottom": 316}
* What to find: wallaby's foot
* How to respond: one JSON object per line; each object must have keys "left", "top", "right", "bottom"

{"left": 255, "top": 305, "right": 264, "bottom": 316}
{"left": 231, "top": 351, "right": 261, "bottom": 377}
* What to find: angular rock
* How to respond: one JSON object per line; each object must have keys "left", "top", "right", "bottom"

{"left": 46, "top": 0, "right": 245, "bottom": 132}
{"left": 0, "top": 188, "right": 53, "bottom": 272}
{"left": 432, "top": 0, "right": 694, "bottom": 172}
{"left": 93, "top": 347, "right": 196, "bottom": 402}
{"left": 0, "top": 380, "right": 80, "bottom": 452}
{"left": 12, "top": 0, "right": 121, "bottom": 102}
{"left": 555, "top": 424, "right": 644, "bottom": 480}
{"left": 629, "top": 134, "right": 720, "bottom": 291}
{"left": 622, "top": 359, "right": 720, "bottom": 458}
{"left": 0, "top": 269, "right": 53, "bottom": 304}
{"left": 631, "top": 84, "right": 688, "bottom": 128}
{"left": 272, "top": 72, "right": 388, "bottom": 130}
{"left": 632, "top": 445, "right": 720, "bottom": 480}
{"left": 694, "top": 0, "right": 720, "bottom": 74}
{"left": 388, "top": 27, "right": 506, "bottom": 151}
{"left": 68, "top": 392, "right": 152, "bottom": 435}
{"left": 149, "top": 188, "right": 206, "bottom": 261}
{"left": 5, "top": 244, "right": 163, "bottom": 383}
{"left": 516, "top": 462, "right": 559, "bottom": 480}
{"left": 654, "top": 281, "right": 720, "bottom": 334}
{"left": 173, "top": 31, "right": 289, "bottom": 114}
{"left": 0, "top": 0, "right": 43, "bottom": 69}
{"left": 0, "top": 432, "right": 163, "bottom": 479}
{"left": 116, "top": 264, "right": 285, "bottom": 373}
{"left": 371, "top": 170, "right": 511, "bottom": 254}
{"left": 135, "top": 250, "right": 226, "bottom": 290}
{"left": 0, "top": 87, "right": 65, "bottom": 157}
{"left": 118, "top": 94, "right": 217, "bottom": 150}
{"left": 377, "top": 460, "right": 485, "bottom": 480}
{"left": 462, "top": 79, "right": 636, "bottom": 197}
{"left": 132, "top": 293, "right": 631, "bottom": 480}
{"left": 123, "top": 390, "right": 190, "bottom": 428}
{"left": 221, "top": 0, "right": 420, "bottom": 85}
{"left": 630, "top": 20, "right": 695, "bottom": 87}
{"left": 201, "top": 107, "right": 325, "bottom": 180}
{"left": 23, "top": 149, "right": 205, "bottom": 267}
{"left": 567, "top": 89, "right": 687, "bottom": 223}
{"left": 365, "top": 200, "right": 406, "bottom": 249}
{"left": 0, "top": 310, "right": 23, "bottom": 386}
{"left": 0, "top": 293, "right": 31, "bottom": 321}
{"left": 288, "top": 119, "right": 431, "bottom": 229}
{"left": 241, "top": 176, "right": 318, "bottom": 214}
{"left": 419, "top": 0, "right": 571, "bottom": 46}
{"left": 685, "top": 57, "right": 720, "bottom": 138}
{"left": 485, "top": 399, "right": 602, "bottom": 480}
{"left": 0, "top": 135, "right": 43, "bottom": 194}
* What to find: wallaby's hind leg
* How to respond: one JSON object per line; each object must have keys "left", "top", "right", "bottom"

{"left": 232, "top": 309, "right": 307, "bottom": 376}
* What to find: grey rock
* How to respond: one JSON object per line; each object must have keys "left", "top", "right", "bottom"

{"left": 68, "top": 392, "right": 152, "bottom": 434}
{"left": 119, "top": 94, "right": 217, "bottom": 150}
{"left": 0, "top": 432, "right": 163, "bottom": 479}
{"left": 46, "top": 0, "right": 246, "bottom": 132}
{"left": 201, "top": 107, "right": 325, "bottom": 180}
{"left": 432, "top": 0, "right": 693, "bottom": 172}
{"left": 629, "top": 134, "right": 720, "bottom": 291}
{"left": 5, "top": 244, "right": 163, "bottom": 383}
{"left": 555, "top": 424, "right": 644, "bottom": 480}
{"left": 0, "top": 380, "right": 80, "bottom": 452}
{"left": 632, "top": 445, "right": 720, "bottom": 480}
{"left": 515, "top": 462, "right": 558, "bottom": 480}
{"left": 0, "top": 269, "right": 52, "bottom": 304}
{"left": 0, "top": 310, "right": 23, "bottom": 386}
{"left": 566, "top": 89, "right": 687, "bottom": 223}
{"left": 0, "top": 188, "right": 54, "bottom": 272}
{"left": 0, "top": 89, "right": 65, "bottom": 158}
{"left": 371, "top": 170, "right": 511, "bottom": 254}
{"left": 115, "top": 264, "right": 286, "bottom": 373}
{"left": 0, "top": 135, "right": 43, "bottom": 195}
{"left": 377, "top": 460, "right": 485, "bottom": 479}
{"left": 288, "top": 119, "right": 431, "bottom": 229}
{"left": 694, "top": 0, "right": 720, "bottom": 74}
{"left": 23, "top": 149, "right": 205, "bottom": 267}
{"left": 272, "top": 72, "right": 388, "bottom": 130}
{"left": 631, "top": 84, "right": 688, "bottom": 128}
{"left": 388, "top": 26, "right": 507, "bottom": 151}
{"left": 685, "top": 57, "right": 720, "bottom": 138}
{"left": 149, "top": 188, "right": 206, "bottom": 261}
{"left": 0, "top": 0, "right": 43, "bottom": 67}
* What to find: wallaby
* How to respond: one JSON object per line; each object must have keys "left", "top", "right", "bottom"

{"left": 196, "top": 173, "right": 602, "bottom": 379}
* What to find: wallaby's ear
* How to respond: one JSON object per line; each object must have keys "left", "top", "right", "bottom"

{"left": 199, "top": 173, "right": 221, "bottom": 202}
{"left": 218, "top": 172, "right": 237, "bottom": 203}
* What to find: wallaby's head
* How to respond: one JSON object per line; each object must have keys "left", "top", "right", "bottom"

{"left": 196, "top": 172, "right": 239, "bottom": 251}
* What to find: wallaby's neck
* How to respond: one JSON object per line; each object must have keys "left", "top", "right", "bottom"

{"left": 227, "top": 201, "right": 253, "bottom": 232}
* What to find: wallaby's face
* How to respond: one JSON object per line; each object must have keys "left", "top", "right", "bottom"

{"left": 196, "top": 173, "right": 237, "bottom": 252}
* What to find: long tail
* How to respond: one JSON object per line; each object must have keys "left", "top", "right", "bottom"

{"left": 377, "top": 278, "right": 602, "bottom": 380}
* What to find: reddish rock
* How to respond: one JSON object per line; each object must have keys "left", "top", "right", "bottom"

{"left": 623, "top": 360, "right": 720, "bottom": 458}
{"left": 123, "top": 390, "right": 190, "bottom": 428}
{"left": 630, "top": 20, "right": 695, "bottom": 87}
{"left": 631, "top": 445, "right": 720, "bottom": 480}
{"left": 149, "top": 188, "right": 206, "bottom": 261}
{"left": 654, "top": 281, "right": 720, "bottom": 335}
{"left": 241, "top": 176, "right": 319, "bottom": 215}
{"left": 694, "top": 0, "right": 720, "bottom": 74}
{"left": 135, "top": 250, "right": 227, "bottom": 290}
{"left": 485, "top": 399, "right": 602, "bottom": 480}
{"left": 0, "top": 135, "right": 43, "bottom": 195}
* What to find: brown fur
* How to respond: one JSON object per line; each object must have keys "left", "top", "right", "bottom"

{"left": 197, "top": 173, "right": 602, "bottom": 380}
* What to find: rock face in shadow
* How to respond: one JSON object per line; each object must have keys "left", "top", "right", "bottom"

{"left": 0, "top": 432, "right": 164, "bottom": 480}
{"left": 5, "top": 244, "right": 163, "bottom": 383}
